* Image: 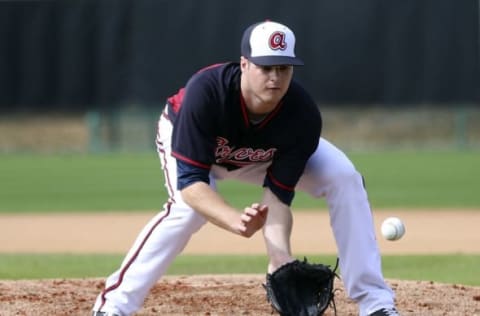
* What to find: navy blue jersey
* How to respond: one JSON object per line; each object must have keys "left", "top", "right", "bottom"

{"left": 168, "top": 62, "right": 322, "bottom": 205}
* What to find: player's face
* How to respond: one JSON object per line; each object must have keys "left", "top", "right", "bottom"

{"left": 240, "top": 57, "right": 293, "bottom": 114}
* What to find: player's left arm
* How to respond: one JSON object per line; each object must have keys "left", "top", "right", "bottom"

{"left": 261, "top": 187, "right": 295, "bottom": 273}
{"left": 261, "top": 127, "right": 321, "bottom": 273}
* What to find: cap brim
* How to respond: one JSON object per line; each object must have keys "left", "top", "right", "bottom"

{"left": 248, "top": 55, "right": 304, "bottom": 66}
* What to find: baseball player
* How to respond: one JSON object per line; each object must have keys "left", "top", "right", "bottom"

{"left": 92, "top": 21, "right": 399, "bottom": 316}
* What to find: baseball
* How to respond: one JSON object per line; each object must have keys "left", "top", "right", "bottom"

{"left": 381, "top": 217, "right": 405, "bottom": 241}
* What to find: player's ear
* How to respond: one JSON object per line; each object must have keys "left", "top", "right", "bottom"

{"left": 240, "top": 56, "right": 249, "bottom": 72}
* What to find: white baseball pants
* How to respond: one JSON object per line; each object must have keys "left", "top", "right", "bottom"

{"left": 93, "top": 110, "right": 395, "bottom": 316}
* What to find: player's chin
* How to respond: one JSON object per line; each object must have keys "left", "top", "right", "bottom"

{"left": 261, "top": 91, "right": 284, "bottom": 104}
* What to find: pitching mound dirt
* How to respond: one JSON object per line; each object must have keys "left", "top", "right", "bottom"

{"left": 0, "top": 276, "right": 479, "bottom": 315}
{"left": 1, "top": 210, "right": 479, "bottom": 315}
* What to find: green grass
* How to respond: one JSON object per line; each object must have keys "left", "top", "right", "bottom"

{"left": 348, "top": 151, "right": 480, "bottom": 208}
{"left": 0, "top": 254, "right": 124, "bottom": 280}
{"left": 0, "top": 150, "right": 479, "bottom": 212}
{"left": 0, "top": 254, "right": 478, "bottom": 286}
{"left": 379, "top": 255, "right": 480, "bottom": 286}
{"left": 1, "top": 152, "right": 478, "bottom": 285}
{"left": 0, "top": 153, "right": 165, "bottom": 212}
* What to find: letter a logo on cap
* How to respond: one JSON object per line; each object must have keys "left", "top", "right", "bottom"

{"left": 269, "top": 32, "right": 287, "bottom": 50}
{"left": 241, "top": 20, "right": 304, "bottom": 66}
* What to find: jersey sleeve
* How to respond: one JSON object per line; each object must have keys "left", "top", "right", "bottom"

{"left": 263, "top": 88, "right": 322, "bottom": 206}
{"left": 264, "top": 135, "right": 320, "bottom": 205}
{"left": 176, "top": 159, "right": 211, "bottom": 190}
{"left": 171, "top": 72, "right": 219, "bottom": 172}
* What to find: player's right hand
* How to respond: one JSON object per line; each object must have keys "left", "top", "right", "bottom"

{"left": 237, "top": 203, "right": 268, "bottom": 238}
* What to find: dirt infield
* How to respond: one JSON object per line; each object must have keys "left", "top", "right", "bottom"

{"left": 1, "top": 210, "right": 480, "bottom": 315}
{"left": 1, "top": 276, "right": 479, "bottom": 315}
{"left": 2, "top": 210, "right": 480, "bottom": 254}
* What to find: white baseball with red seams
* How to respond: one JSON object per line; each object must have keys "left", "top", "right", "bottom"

{"left": 381, "top": 217, "right": 406, "bottom": 241}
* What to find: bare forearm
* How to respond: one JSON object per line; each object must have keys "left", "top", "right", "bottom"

{"left": 181, "top": 181, "right": 268, "bottom": 237}
{"left": 261, "top": 188, "right": 294, "bottom": 272}
{"left": 181, "top": 181, "right": 239, "bottom": 233}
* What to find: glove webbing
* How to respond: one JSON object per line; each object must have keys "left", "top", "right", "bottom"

{"left": 264, "top": 257, "right": 340, "bottom": 316}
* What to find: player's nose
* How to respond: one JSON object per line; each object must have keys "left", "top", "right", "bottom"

{"left": 267, "top": 68, "right": 280, "bottom": 81}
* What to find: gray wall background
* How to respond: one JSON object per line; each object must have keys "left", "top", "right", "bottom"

{"left": 1, "top": 0, "right": 479, "bottom": 111}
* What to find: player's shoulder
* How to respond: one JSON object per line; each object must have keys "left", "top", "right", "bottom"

{"left": 188, "top": 62, "right": 240, "bottom": 86}
{"left": 286, "top": 80, "right": 314, "bottom": 100}
{"left": 284, "top": 80, "right": 321, "bottom": 116}
{"left": 181, "top": 62, "right": 240, "bottom": 102}
{"left": 178, "top": 62, "right": 240, "bottom": 113}
{"left": 282, "top": 81, "right": 322, "bottom": 139}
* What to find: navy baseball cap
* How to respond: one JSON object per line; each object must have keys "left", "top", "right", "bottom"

{"left": 241, "top": 21, "right": 304, "bottom": 66}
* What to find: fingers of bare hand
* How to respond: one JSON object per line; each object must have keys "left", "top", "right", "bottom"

{"left": 244, "top": 207, "right": 259, "bottom": 217}
{"left": 240, "top": 213, "right": 252, "bottom": 223}
{"left": 237, "top": 223, "right": 247, "bottom": 233}
{"left": 257, "top": 206, "right": 268, "bottom": 218}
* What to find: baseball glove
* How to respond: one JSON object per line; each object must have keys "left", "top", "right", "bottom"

{"left": 264, "top": 257, "right": 338, "bottom": 316}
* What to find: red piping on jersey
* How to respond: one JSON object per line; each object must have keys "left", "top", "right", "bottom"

{"left": 172, "top": 151, "right": 211, "bottom": 169}
{"left": 240, "top": 94, "right": 284, "bottom": 129}
{"left": 258, "top": 100, "right": 284, "bottom": 129}
{"left": 267, "top": 170, "right": 295, "bottom": 191}
{"left": 240, "top": 94, "right": 250, "bottom": 128}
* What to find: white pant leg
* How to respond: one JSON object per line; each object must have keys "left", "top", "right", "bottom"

{"left": 296, "top": 138, "right": 395, "bottom": 316}
{"left": 93, "top": 112, "right": 212, "bottom": 315}
{"left": 93, "top": 205, "right": 206, "bottom": 315}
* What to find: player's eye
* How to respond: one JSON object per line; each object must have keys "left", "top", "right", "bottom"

{"left": 259, "top": 65, "right": 290, "bottom": 73}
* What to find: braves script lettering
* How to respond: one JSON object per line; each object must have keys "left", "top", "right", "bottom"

{"left": 215, "top": 137, "right": 276, "bottom": 166}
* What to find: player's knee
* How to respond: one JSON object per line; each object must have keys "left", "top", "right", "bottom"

{"left": 328, "top": 168, "right": 366, "bottom": 193}
{"left": 299, "top": 157, "right": 362, "bottom": 198}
